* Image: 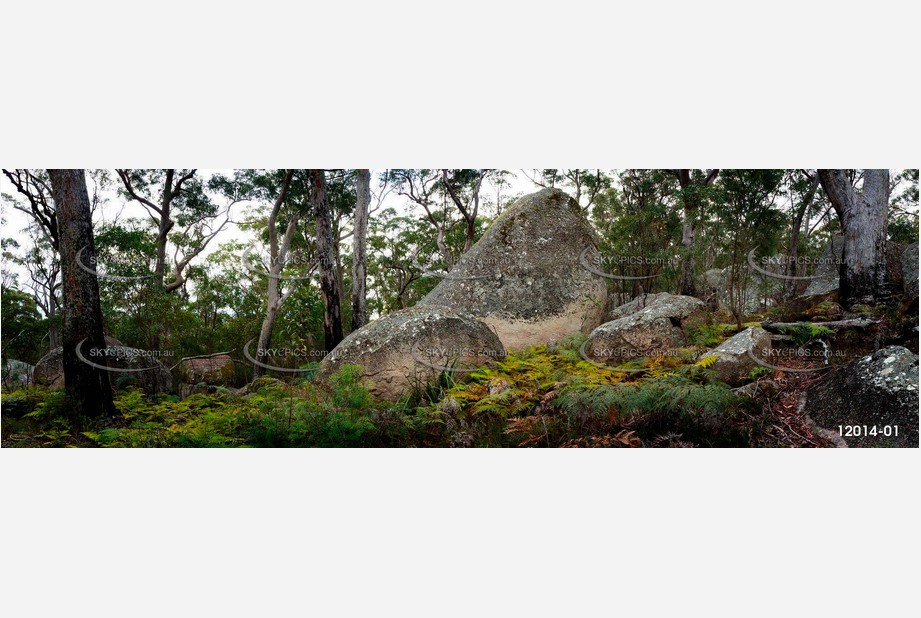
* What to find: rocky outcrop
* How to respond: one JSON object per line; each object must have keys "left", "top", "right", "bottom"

{"left": 903, "top": 241, "right": 918, "bottom": 301}
{"left": 584, "top": 293, "right": 708, "bottom": 365}
{"left": 318, "top": 305, "right": 505, "bottom": 401}
{"left": 800, "top": 346, "right": 919, "bottom": 448}
{"left": 176, "top": 353, "right": 235, "bottom": 385}
{"left": 419, "top": 188, "right": 607, "bottom": 350}
{"left": 606, "top": 292, "right": 673, "bottom": 321}
{"left": 699, "top": 326, "right": 772, "bottom": 386}
{"left": 34, "top": 336, "right": 173, "bottom": 394}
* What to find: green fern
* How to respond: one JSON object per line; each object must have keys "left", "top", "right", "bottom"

{"left": 695, "top": 355, "right": 718, "bottom": 369}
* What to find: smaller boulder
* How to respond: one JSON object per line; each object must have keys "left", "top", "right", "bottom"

{"left": 585, "top": 293, "right": 708, "bottom": 365}
{"left": 606, "top": 292, "right": 673, "bottom": 321}
{"left": 800, "top": 346, "right": 919, "bottom": 448}
{"left": 700, "top": 326, "right": 772, "bottom": 386}
{"left": 34, "top": 336, "right": 173, "bottom": 394}
{"left": 318, "top": 305, "right": 505, "bottom": 401}
{"left": 2, "top": 359, "right": 34, "bottom": 387}
{"left": 176, "top": 353, "right": 235, "bottom": 385}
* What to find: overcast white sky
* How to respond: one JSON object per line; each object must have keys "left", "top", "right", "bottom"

{"left": 0, "top": 169, "right": 543, "bottom": 290}
{"left": 2, "top": 169, "right": 915, "bottom": 301}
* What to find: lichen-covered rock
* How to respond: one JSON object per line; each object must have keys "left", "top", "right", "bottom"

{"left": 2, "top": 359, "right": 34, "bottom": 386}
{"left": 584, "top": 293, "right": 708, "bottom": 365}
{"left": 700, "top": 326, "right": 772, "bottom": 386}
{"left": 606, "top": 292, "right": 673, "bottom": 321}
{"left": 733, "top": 379, "right": 779, "bottom": 398}
{"left": 419, "top": 188, "right": 607, "bottom": 350}
{"left": 176, "top": 353, "right": 235, "bottom": 385}
{"left": 800, "top": 346, "right": 919, "bottom": 448}
{"left": 318, "top": 305, "right": 505, "bottom": 401}
{"left": 34, "top": 336, "right": 173, "bottom": 394}
{"left": 903, "top": 241, "right": 918, "bottom": 300}
{"left": 802, "top": 236, "right": 844, "bottom": 298}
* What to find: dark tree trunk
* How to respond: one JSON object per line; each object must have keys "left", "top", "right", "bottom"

{"left": 311, "top": 169, "right": 344, "bottom": 352}
{"left": 351, "top": 169, "right": 371, "bottom": 331}
{"left": 818, "top": 169, "right": 890, "bottom": 308}
{"left": 48, "top": 169, "right": 115, "bottom": 417}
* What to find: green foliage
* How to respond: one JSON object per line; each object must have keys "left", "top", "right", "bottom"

{"left": 1, "top": 286, "right": 46, "bottom": 364}
{"left": 778, "top": 322, "right": 834, "bottom": 346}
{"left": 554, "top": 365, "right": 750, "bottom": 446}
{"left": 695, "top": 354, "right": 718, "bottom": 369}
{"left": 1, "top": 387, "right": 52, "bottom": 418}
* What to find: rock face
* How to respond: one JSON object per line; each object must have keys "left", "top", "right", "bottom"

{"left": 698, "top": 266, "right": 780, "bottom": 314}
{"left": 903, "top": 241, "right": 918, "bottom": 300}
{"left": 34, "top": 336, "right": 173, "bottom": 394}
{"left": 318, "top": 305, "right": 505, "bottom": 401}
{"left": 606, "top": 292, "right": 673, "bottom": 321}
{"left": 176, "top": 353, "right": 235, "bottom": 385}
{"left": 700, "top": 326, "right": 772, "bottom": 386}
{"left": 802, "top": 236, "right": 844, "bottom": 298}
{"left": 419, "top": 188, "right": 607, "bottom": 350}
{"left": 2, "top": 359, "right": 34, "bottom": 386}
{"left": 801, "top": 346, "right": 919, "bottom": 448}
{"left": 584, "top": 293, "right": 708, "bottom": 365}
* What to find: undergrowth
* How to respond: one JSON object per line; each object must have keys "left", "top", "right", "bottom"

{"left": 2, "top": 334, "right": 763, "bottom": 447}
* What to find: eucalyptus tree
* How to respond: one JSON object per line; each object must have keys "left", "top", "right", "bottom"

{"left": 780, "top": 170, "right": 823, "bottom": 299}
{"left": 524, "top": 169, "right": 612, "bottom": 212}
{"left": 114, "top": 169, "right": 248, "bottom": 349}
{"left": 665, "top": 169, "right": 720, "bottom": 296}
{"left": 21, "top": 222, "right": 61, "bottom": 348}
{"left": 47, "top": 169, "right": 114, "bottom": 417}
{"left": 310, "top": 169, "right": 344, "bottom": 352}
{"left": 384, "top": 169, "right": 496, "bottom": 270}
{"left": 351, "top": 169, "right": 371, "bottom": 330}
{"left": 247, "top": 169, "right": 304, "bottom": 377}
{"left": 818, "top": 169, "right": 891, "bottom": 307}
{"left": 710, "top": 169, "right": 785, "bottom": 323}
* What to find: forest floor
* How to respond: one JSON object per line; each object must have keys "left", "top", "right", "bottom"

{"left": 2, "top": 328, "right": 871, "bottom": 448}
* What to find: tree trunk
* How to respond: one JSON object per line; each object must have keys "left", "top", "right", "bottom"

{"left": 48, "top": 299, "right": 58, "bottom": 349}
{"left": 254, "top": 303, "right": 280, "bottom": 378}
{"left": 311, "top": 169, "right": 344, "bottom": 352}
{"left": 48, "top": 169, "right": 115, "bottom": 417}
{"left": 783, "top": 173, "right": 820, "bottom": 299}
{"left": 818, "top": 169, "right": 890, "bottom": 307}
{"left": 351, "top": 169, "right": 371, "bottom": 331}
{"left": 671, "top": 169, "right": 718, "bottom": 297}
{"left": 253, "top": 170, "right": 295, "bottom": 378}
{"left": 678, "top": 216, "right": 697, "bottom": 296}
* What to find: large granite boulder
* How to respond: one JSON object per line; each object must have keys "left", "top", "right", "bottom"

{"left": 903, "top": 241, "right": 918, "bottom": 301}
{"left": 419, "top": 188, "right": 607, "bottom": 350}
{"left": 800, "top": 346, "right": 919, "bottom": 448}
{"left": 699, "top": 326, "right": 772, "bottom": 386}
{"left": 318, "top": 305, "right": 505, "bottom": 401}
{"left": 584, "top": 293, "right": 708, "bottom": 365}
{"left": 34, "top": 336, "right": 173, "bottom": 394}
